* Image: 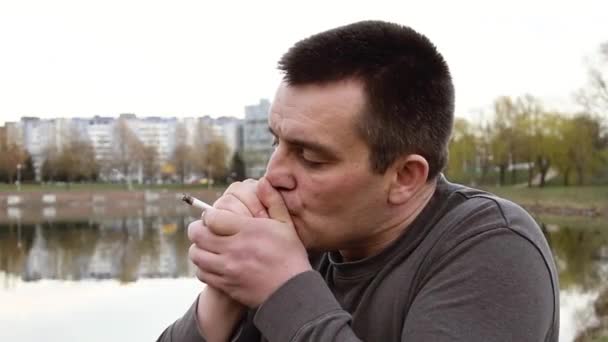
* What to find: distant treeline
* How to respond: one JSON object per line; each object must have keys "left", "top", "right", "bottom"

{"left": 444, "top": 95, "right": 607, "bottom": 187}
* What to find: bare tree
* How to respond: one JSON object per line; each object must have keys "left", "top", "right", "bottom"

{"left": 41, "top": 135, "right": 98, "bottom": 183}
{"left": 171, "top": 144, "right": 193, "bottom": 184}
{"left": 576, "top": 42, "right": 608, "bottom": 115}
{"left": 141, "top": 145, "right": 159, "bottom": 183}
{"left": 0, "top": 142, "right": 27, "bottom": 183}
{"left": 112, "top": 118, "right": 144, "bottom": 184}
{"left": 229, "top": 151, "right": 247, "bottom": 182}
{"left": 202, "top": 139, "right": 230, "bottom": 183}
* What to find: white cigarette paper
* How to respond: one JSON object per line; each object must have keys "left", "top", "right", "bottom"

{"left": 181, "top": 194, "right": 213, "bottom": 211}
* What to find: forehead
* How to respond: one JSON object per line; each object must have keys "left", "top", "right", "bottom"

{"left": 269, "top": 80, "right": 366, "bottom": 143}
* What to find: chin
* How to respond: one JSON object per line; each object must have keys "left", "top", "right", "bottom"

{"left": 292, "top": 221, "right": 313, "bottom": 248}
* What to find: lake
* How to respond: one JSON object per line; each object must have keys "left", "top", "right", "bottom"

{"left": 0, "top": 206, "right": 606, "bottom": 341}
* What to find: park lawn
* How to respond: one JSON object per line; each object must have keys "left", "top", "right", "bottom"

{"left": 2, "top": 182, "right": 607, "bottom": 210}
{"left": 481, "top": 185, "right": 608, "bottom": 209}
{"left": 534, "top": 213, "right": 608, "bottom": 230}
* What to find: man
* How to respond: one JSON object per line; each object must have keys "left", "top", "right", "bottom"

{"left": 158, "top": 20, "right": 559, "bottom": 341}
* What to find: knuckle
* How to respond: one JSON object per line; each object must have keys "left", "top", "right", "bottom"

{"left": 223, "top": 261, "right": 237, "bottom": 276}
{"left": 224, "top": 181, "right": 243, "bottom": 194}
{"left": 203, "top": 210, "right": 215, "bottom": 227}
{"left": 248, "top": 244, "right": 263, "bottom": 261}
{"left": 187, "top": 221, "right": 200, "bottom": 241}
{"left": 195, "top": 269, "right": 207, "bottom": 284}
{"left": 188, "top": 244, "right": 199, "bottom": 263}
{"left": 233, "top": 241, "right": 254, "bottom": 262}
{"left": 214, "top": 199, "right": 246, "bottom": 218}
{"left": 213, "top": 196, "right": 231, "bottom": 211}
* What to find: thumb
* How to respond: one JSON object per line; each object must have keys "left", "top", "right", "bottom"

{"left": 257, "top": 177, "right": 293, "bottom": 224}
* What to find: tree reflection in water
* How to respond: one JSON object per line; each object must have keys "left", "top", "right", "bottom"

{"left": 539, "top": 216, "right": 608, "bottom": 341}
{"left": 0, "top": 215, "right": 197, "bottom": 286}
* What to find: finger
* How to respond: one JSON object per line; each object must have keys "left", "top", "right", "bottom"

{"left": 257, "top": 177, "right": 293, "bottom": 224}
{"left": 204, "top": 207, "right": 255, "bottom": 236}
{"left": 221, "top": 180, "right": 269, "bottom": 218}
{"left": 213, "top": 194, "right": 255, "bottom": 218}
{"left": 187, "top": 219, "right": 203, "bottom": 241}
{"left": 201, "top": 210, "right": 207, "bottom": 226}
{"left": 189, "top": 244, "right": 226, "bottom": 275}
{"left": 195, "top": 268, "right": 229, "bottom": 291}
{"left": 187, "top": 220, "right": 229, "bottom": 253}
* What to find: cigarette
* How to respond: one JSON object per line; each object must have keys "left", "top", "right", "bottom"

{"left": 181, "top": 193, "right": 213, "bottom": 211}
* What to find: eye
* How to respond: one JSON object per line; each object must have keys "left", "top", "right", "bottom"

{"left": 271, "top": 136, "right": 279, "bottom": 148}
{"left": 301, "top": 158, "right": 325, "bottom": 169}
{"left": 299, "top": 151, "right": 325, "bottom": 169}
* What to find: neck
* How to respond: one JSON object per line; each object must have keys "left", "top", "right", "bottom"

{"left": 339, "top": 178, "right": 438, "bottom": 262}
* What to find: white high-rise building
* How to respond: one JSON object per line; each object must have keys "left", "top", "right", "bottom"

{"left": 178, "top": 118, "right": 199, "bottom": 147}
{"left": 243, "top": 99, "right": 273, "bottom": 178}
{"left": 129, "top": 116, "right": 178, "bottom": 162}
{"left": 215, "top": 116, "right": 243, "bottom": 160}
{"left": 21, "top": 117, "right": 61, "bottom": 179}
{"left": 86, "top": 116, "right": 115, "bottom": 164}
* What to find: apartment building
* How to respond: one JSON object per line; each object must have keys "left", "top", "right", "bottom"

{"left": 243, "top": 99, "right": 273, "bottom": 178}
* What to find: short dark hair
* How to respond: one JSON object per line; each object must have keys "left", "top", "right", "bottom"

{"left": 278, "top": 20, "right": 454, "bottom": 180}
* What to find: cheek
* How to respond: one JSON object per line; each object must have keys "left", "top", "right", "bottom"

{"left": 303, "top": 165, "right": 373, "bottom": 213}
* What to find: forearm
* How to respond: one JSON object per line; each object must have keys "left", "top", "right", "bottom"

{"left": 156, "top": 296, "right": 206, "bottom": 342}
{"left": 198, "top": 286, "right": 246, "bottom": 342}
{"left": 254, "top": 271, "right": 362, "bottom": 342}
{"left": 156, "top": 287, "right": 246, "bottom": 342}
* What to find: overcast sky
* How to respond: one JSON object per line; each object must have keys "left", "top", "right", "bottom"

{"left": 0, "top": 0, "right": 606, "bottom": 125}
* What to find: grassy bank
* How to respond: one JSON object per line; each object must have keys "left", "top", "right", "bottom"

{"left": 481, "top": 185, "right": 608, "bottom": 210}
{"left": 2, "top": 182, "right": 607, "bottom": 214}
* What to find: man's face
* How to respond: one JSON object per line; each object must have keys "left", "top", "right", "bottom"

{"left": 265, "top": 80, "right": 394, "bottom": 254}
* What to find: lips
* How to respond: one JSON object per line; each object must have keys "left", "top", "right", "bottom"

{"left": 278, "top": 192, "right": 301, "bottom": 217}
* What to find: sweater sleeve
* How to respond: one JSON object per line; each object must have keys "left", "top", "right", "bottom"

{"left": 253, "top": 271, "right": 363, "bottom": 342}
{"left": 402, "top": 228, "right": 557, "bottom": 341}
{"left": 156, "top": 296, "right": 255, "bottom": 342}
{"left": 156, "top": 297, "right": 206, "bottom": 342}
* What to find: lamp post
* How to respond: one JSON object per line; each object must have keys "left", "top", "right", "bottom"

{"left": 16, "top": 163, "right": 22, "bottom": 192}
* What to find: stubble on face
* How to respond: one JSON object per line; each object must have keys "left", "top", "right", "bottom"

{"left": 266, "top": 80, "right": 394, "bottom": 256}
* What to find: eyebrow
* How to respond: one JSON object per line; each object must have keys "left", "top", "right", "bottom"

{"left": 268, "top": 126, "right": 338, "bottom": 159}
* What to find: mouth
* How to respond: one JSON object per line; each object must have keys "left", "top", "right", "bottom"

{"left": 274, "top": 188, "right": 299, "bottom": 213}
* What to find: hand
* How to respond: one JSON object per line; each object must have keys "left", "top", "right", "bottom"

{"left": 188, "top": 179, "right": 266, "bottom": 341}
{"left": 189, "top": 178, "right": 269, "bottom": 282}
{"left": 189, "top": 179, "right": 265, "bottom": 279}
{"left": 212, "top": 178, "right": 269, "bottom": 219}
{"left": 188, "top": 177, "right": 312, "bottom": 308}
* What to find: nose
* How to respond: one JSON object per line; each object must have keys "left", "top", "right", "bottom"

{"left": 264, "top": 147, "right": 296, "bottom": 191}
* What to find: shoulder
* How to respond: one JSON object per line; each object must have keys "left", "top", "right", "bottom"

{"left": 425, "top": 179, "right": 558, "bottom": 292}
{"left": 437, "top": 180, "right": 549, "bottom": 253}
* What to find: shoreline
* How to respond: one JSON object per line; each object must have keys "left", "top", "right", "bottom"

{"left": 0, "top": 189, "right": 224, "bottom": 223}
{"left": 1, "top": 188, "right": 607, "bottom": 223}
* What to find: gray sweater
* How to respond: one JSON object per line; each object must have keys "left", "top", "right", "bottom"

{"left": 158, "top": 177, "right": 559, "bottom": 341}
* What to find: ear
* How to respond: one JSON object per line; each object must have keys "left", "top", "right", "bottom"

{"left": 387, "top": 154, "right": 430, "bottom": 205}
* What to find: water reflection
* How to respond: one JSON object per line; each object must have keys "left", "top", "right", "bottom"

{"left": 539, "top": 216, "right": 608, "bottom": 341}
{"left": 0, "top": 211, "right": 607, "bottom": 341}
{"left": 0, "top": 214, "right": 198, "bottom": 286}
{"left": 540, "top": 216, "right": 608, "bottom": 292}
